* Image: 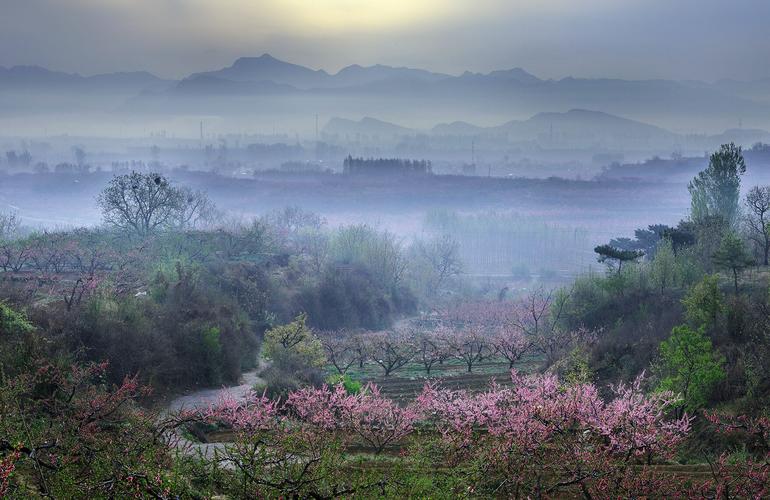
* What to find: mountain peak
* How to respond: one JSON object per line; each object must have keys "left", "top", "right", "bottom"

{"left": 232, "top": 53, "right": 284, "bottom": 67}
{"left": 486, "top": 67, "right": 541, "bottom": 83}
{"left": 192, "top": 54, "right": 329, "bottom": 88}
{"left": 324, "top": 116, "right": 410, "bottom": 135}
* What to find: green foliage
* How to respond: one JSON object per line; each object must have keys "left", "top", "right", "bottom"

{"left": 649, "top": 238, "right": 680, "bottom": 291}
{"left": 201, "top": 326, "right": 221, "bottom": 354}
{"left": 51, "top": 261, "right": 259, "bottom": 390}
{"left": 0, "top": 302, "right": 36, "bottom": 377}
{"left": 712, "top": 232, "right": 754, "bottom": 294}
{"left": 656, "top": 325, "right": 725, "bottom": 413}
{"left": 594, "top": 244, "right": 644, "bottom": 274}
{"left": 562, "top": 347, "right": 594, "bottom": 385}
{"left": 297, "top": 263, "right": 416, "bottom": 330}
{"left": 199, "top": 326, "right": 223, "bottom": 384}
{"left": 407, "top": 234, "right": 462, "bottom": 298}
{"left": 688, "top": 143, "right": 746, "bottom": 225}
{"left": 329, "top": 224, "right": 405, "bottom": 290}
{"left": 671, "top": 246, "right": 706, "bottom": 286}
{"left": 262, "top": 313, "right": 326, "bottom": 369}
{"left": 682, "top": 274, "right": 724, "bottom": 329}
{"left": 0, "top": 302, "right": 33, "bottom": 337}
{"left": 325, "top": 373, "right": 362, "bottom": 394}
{"left": 0, "top": 359, "right": 191, "bottom": 498}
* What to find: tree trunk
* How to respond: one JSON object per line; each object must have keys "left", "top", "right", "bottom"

{"left": 733, "top": 268, "right": 739, "bottom": 295}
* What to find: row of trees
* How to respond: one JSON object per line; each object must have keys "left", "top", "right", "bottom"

{"left": 262, "top": 290, "right": 588, "bottom": 379}
{"left": 183, "top": 370, "right": 697, "bottom": 498}
{"left": 342, "top": 156, "right": 432, "bottom": 176}
{"left": 179, "top": 370, "right": 770, "bottom": 498}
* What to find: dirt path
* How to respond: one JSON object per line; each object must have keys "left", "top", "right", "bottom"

{"left": 164, "top": 361, "right": 266, "bottom": 459}
{"left": 166, "top": 367, "right": 265, "bottom": 414}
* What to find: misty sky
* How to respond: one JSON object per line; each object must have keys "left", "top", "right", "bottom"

{"left": 2, "top": 0, "right": 769, "bottom": 81}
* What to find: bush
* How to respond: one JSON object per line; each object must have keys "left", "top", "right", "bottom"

{"left": 296, "top": 264, "right": 415, "bottom": 330}
{"left": 30, "top": 261, "right": 260, "bottom": 391}
{"left": 326, "top": 374, "right": 362, "bottom": 395}
{"left": 262, "top": 314, "right": 326, "bottom": 370}
{"left": 656, "top": 324, "right": 726, "bottom": 414}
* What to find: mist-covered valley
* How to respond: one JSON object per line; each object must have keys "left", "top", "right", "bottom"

{"left": 5, "top": 2, "right": 770, "bottom": 497}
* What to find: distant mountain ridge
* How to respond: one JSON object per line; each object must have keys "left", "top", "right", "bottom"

{"left": 7, "top": 54, "right": 770, "bottom": 100}
{"left": 326, "top": 110, "right": 672, "bottom": 138}
{"left": 6, "top": 54, "right": 770, "bottom": 135}
{"left": 188, "top": 53, "right": 452, "bottom": 89}
{"left": 0, "top": 65, "right": 170, "bottom": 91}
{"left": 323, "top": 111, "right": 770, "bottom": 150}
{"left": 324, "top": 116, "right": 412, "bottom": 136}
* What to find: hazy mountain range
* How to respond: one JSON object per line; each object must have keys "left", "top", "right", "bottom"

{"left": 0, "top": 65, "right": 170, "bottom": 92}
{"left": 322, "top": 111, "right": 770, "bottom": 152}
{"left": 3, "top": 54, "right": 770, "bottom": 138}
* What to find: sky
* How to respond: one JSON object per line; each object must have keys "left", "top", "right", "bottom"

{"left": 1, "top": 0, "right": 769, "bottom": 81}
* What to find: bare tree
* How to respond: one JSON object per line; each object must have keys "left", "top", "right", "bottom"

{"left": 416, "top": 328, "right": 448, "bottom": 375}
{"left": 174, "top": 186, "right": 219, "bottom": 230}
{"left": 350, "top": 333, "right": 370, "bottom": 369}
{"left": 27, "top": 231, "right": 70, "bottom": 273}
{"left": 263, "top": 206, "right": 325, "bottom": 236}
{"left": 0, "top": 212, "right": 20, "bottom": 241}
{"left": 412, "top": 234, "right": 462, "bottom": 291}
{"left": 368, "top": 330, "right": 415, "bottom": 377}
{"left": 97, "top": 172, "right": 214, "bottom": 237}
{"left": 445, "top": 325, "right": 488, "bottom": 373}
{"left": 319, "top": 331, "right": 358, "bottom": 375}
{"left": 0, "top": 240, "right": 32, "bottom": 272}
{"left": 214, "top": 217, "right": 274, "bottom": 260}
{"left": 744, "top": 186, "right": 770, "bottom": 265}
{"left": 492, "top": 324, "right": 532, "bottom": 369}
{"left": 511, "top": 288, "right": 572, "bottom": 367}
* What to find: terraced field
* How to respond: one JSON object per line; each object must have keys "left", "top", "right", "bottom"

{"left": 343, "top": 356, "right": 541, "bottom": 405}
{"left": 366, "top": 369, "right": 513, "bottom": 405}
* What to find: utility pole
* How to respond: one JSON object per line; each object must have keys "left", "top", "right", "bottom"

{"left": 315, "top": 114, "right": 319, "bottom": 143}
{"left": 199, "top": 121, "right": 204, "bottom": 149}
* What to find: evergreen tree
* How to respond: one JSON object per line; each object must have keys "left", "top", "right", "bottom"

{"left": 594, "top": 244, "right": 644, "bottom": 274}
{"left": 712, "top": 233, "right": 754, "bottom": 295}
{"left": 688, "top": 143, "right": 746, "bottom": 225}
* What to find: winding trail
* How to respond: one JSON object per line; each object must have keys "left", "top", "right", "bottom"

{"left": 164, "top": 362, "right": 266, "bottom": 459}
{"left": 166, "top": 368, "right": 265, "bottom": 414}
